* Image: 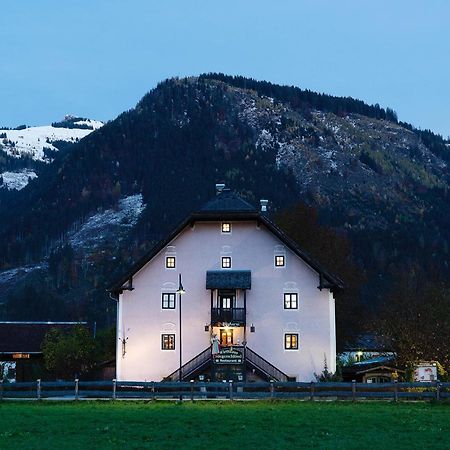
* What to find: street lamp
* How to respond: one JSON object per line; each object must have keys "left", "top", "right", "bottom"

{"left": 177, "top": 273, "right": 186, "bottom": 384}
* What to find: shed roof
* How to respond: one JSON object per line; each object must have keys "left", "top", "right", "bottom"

{"left": 0, "top": 322, "right": 87, "bottom": 354}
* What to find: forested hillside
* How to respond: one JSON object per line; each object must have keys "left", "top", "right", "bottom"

{"left": 0, "top": 74, "right": 448, "bottom": 347}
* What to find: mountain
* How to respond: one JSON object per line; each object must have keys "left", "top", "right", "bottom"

{"left": 0, "top": 117, "right": 103, "bottom": 190}
{"left": 0, "top": 74, "right": 448, "bottom": 340}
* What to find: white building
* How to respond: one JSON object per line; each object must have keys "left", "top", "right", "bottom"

{"left": 109, "top": 186, "right": 343, "bottom": 382}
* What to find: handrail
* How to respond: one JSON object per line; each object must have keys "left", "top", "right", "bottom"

{"left": 164, "top": 346, "right": 212, "bottom": 382}
{"left": 245, "top": 346, "right": 289, "bottom": 382}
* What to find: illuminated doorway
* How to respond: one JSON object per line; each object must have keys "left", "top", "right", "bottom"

{"left": 220, "top": 328, "right": 233, "bottom": 346}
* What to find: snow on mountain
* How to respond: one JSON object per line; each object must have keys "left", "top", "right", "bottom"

{"left": 0, "top": 169, "right": 37, "bottom": 190}
{"left": 0, "top": 119, "right": 103, "bottom": 161}
{"left": 0, "top": 194, "right": 144, "bottom": 295}
{"left": 0, "top": 118, "right": 103, "bottom": 190}
{"left": 68, "top": 194, "right": 145, "bottom": 253}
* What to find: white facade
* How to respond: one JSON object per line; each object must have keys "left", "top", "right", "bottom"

{"left": 114, "top": 216, "right": 337, "bottom": 382}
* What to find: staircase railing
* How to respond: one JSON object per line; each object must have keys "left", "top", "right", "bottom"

{"left": 164, "top": 346, "right": 212, "bottom": 382}
{"left": 245, "top": 346, "right": 289, "bottom": 382}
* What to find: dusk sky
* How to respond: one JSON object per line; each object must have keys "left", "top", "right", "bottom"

{"left": 2, "top": 0, "right": 449, "bottom": 137}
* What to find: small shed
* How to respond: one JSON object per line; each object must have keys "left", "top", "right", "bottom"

{"left": 0, "top": 321, "right": 87, "bottom": 382}
{"left": 342, "top": 356, "right": 404, "bottom": 383}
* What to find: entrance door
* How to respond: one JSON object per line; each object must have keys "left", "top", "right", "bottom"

{"left": 220, "top": 328, "right": 233, "bottom": 346}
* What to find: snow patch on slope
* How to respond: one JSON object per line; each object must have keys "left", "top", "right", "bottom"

{"left": 0, "top": 119, "right": 103, "bottom": 161}
{"left": 68, "top": 194, "right": 145, "bottom": 252}
{"left": 0, "top": 169, "right": 37, "bottom": 190}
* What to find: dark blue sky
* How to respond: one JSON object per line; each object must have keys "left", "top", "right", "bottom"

{"left": 2, "top": 0, "right": 449, "bottom": 137}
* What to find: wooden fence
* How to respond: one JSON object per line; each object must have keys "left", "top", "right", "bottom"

{"left": 1, "top": 380, "right": 449, "bottom": 401}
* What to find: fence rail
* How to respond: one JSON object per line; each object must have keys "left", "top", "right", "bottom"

{"left": 1, "top": 379, "right": 449, "bottom": 401}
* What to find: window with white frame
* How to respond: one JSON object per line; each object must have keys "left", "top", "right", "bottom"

{"left": 162, "top": 293, "right": 176, "bottom": 309}
{"left": 222, "top": 222, "right": 231, "bottom": 233}
{"left": 165, "top": 256, "right": 176, "bottom": 269}
{"left": 284, "top": 333, "right": 299, "bottom": 350}
{"left": 284, "top": 293, "right": 298, "bottom": 309}
{"left": 275, "top": 255, "right": 285, "bottom": 267}
{"left": 222, "top": 256, "right": 232, "bottom": 268}
{"left": 161, "top": 334, "right": 175, "bottom": 350}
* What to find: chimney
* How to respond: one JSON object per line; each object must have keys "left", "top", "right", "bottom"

{"left": 260, "top": 199, "right": 268, "bottom": 212}
{"left": 215, "top": 183, "right": 226, "bottom": 195}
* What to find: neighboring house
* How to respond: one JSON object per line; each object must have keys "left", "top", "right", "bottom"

{"left": 0, "top": 321, "right": 87, "bottom": 382}
{"left": 342, "top": 356, "right": 404, "bottom": 383}
{"left": 341, "top": 333, "right": 395, "bottom": 363}
{"left": 108, "top": 185, "right": 343, "bottom": 382}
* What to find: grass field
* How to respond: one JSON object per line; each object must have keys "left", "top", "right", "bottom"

{"left": 1, "top": 401, "right": 450, "bottom": 449}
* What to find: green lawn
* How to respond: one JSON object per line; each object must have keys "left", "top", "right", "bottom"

{"left": 1, "top": 401, "right": 450, "bottom": 449}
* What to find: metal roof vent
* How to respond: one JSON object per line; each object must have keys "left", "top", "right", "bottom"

{"left": 260, "top": 199, "right": 268, "bottom": 212}
{"left": 215, "top": 183, "right": 226, "bottom": 195}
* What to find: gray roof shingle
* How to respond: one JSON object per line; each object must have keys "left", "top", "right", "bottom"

{"left": 199, "top": 189, "right": 257, "bottom": 213}
{"left": 206, "top": 270, "right": 252, "bottom": 289}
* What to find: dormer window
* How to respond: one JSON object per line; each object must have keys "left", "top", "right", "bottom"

{"left": 166, "top": 256, "right": 176, "bottom": 269}
{"left": 222, "top": 222, "right": 231, "bottom": 233}
{"left": 275, "top": 255, "right": 285, "bottom": 267}
{"left": 222, "top": 256, "right": 232, "bottom": 269}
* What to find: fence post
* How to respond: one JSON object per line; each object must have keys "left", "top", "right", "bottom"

{"left": 151, "top": 381, "right": 155, "bottom": 401}
{"left": 270, "top": 380, "right": 274, "bottom": 400}
{"left": 229, "top": 380, "right": 233, "bottom": 401}
{"left": 37, "top": 379, "right": 41, "bottom": 401}
{"left": 0, "top": 380, "right": 3, "bottom": 401}
{"left": 190, "top": 380, "right": 195, "bottom": 402}
{"left": 112, "top": 379, "right": 117, "bottom": 400}
{"left": 393, "top": 380, "right": 398, "bottom": 402}
{"left": 351, "top": 380, "right": 356, "bottom": 402}
{"left": 436, "top": 381, "right": 441, "bottom": 402}
{"left": 310, "top": 382, "right": 315, "bottom": 401}
{"left": 75, "top": 379, "right": 79, "bottom": 401}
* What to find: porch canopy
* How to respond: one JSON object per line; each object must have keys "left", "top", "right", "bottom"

{"left": 206, "top": 270, "right": 251, "bottom": 290}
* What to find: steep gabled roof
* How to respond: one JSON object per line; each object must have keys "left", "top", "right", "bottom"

{"left": 199, "top": 190, "right": 257, "bottom": 213}
{"left": 108, "top": 191, "right": 344, "bottom": 293}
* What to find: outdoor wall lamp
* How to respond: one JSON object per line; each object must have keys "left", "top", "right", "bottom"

{"left": 204, "top": 324, "right": 210, "bottom": 332}
{"left": 119, "top": 335, "right": 129, "bottom": 358}
{"left": 250, "top": 324, "right": 255, "bottom": 333}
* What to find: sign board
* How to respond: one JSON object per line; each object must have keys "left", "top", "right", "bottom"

{"left": 214, "top": 347, "right": 243, "bottom": 365}
{"left": 12, "top": 353, "right": 30, "bottom": 359}
{"left": 414, "top": 362, "right": 438, "bottom": 382}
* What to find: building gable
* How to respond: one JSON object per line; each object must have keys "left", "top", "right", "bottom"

{"left": 108, "top": 191, "right": 343, "bottom": 293}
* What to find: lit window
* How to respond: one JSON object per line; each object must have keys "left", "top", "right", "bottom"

{"left": 284, "top": 333, "right": 299, "bottom": 350}
{"left": 161, "top": 334, "right": 175, "bottom": 350}
{"left": 162, "top": 293, "right": 176, "bottom": 309}
{"left": 166, "top": 256, "right": 176, "bottom": 269}
{"left": 222, "top": 223, "right": 231, "bottom": 233}
{"left": 284, "top": 293, "right": 298, "bottom": 309}
{"left": 222, "top": 256, "right": 232, "bottom": 268}
{"left": 275, "top": 255, "right": 285, "bottom": 267}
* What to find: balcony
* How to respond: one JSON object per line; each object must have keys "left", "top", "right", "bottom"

{"left": 211, "top": 308, "right": 246, "bottom": 326}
